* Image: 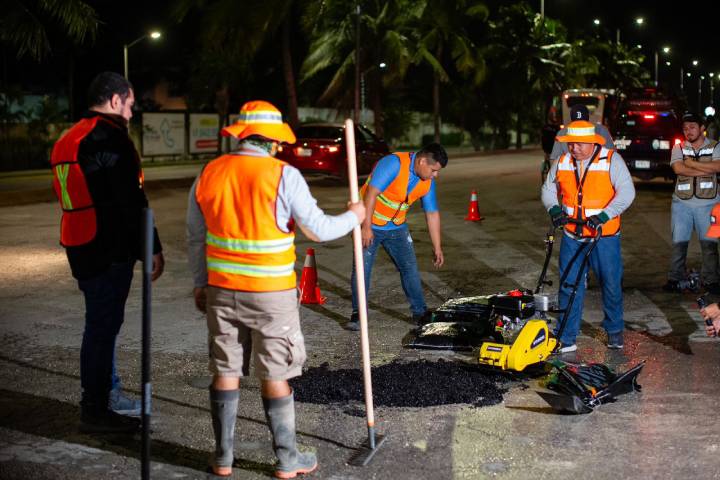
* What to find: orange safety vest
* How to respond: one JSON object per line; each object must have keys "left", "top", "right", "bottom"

{"left": 195, "top": 153, "right": 296, "bottom": 292}
{"left": 360, "top": 152, "right": 432, "bottom": 226}
{"left": 556, "top": 147, "right": 621, "bottom": 237}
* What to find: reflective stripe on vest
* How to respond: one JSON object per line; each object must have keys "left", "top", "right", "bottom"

{"left": 556, "top": 147, "right": 621, "bottom": 237}
{"left": 195, "top": 153, "right": 296, "bottom": 292}
{"left": 55, "top": 164, "right": 73, "bottom": 210}
{"left": 360, "top": 152, "right": 432, "bottom": 226}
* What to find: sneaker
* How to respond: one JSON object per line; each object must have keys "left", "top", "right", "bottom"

{"left": 662, "top": 280, "right": 681, "bottom": 293}
{"left": 80, "top": 409, "right": 140, "bottom": 434}
{"left": 557, "top": 344, "right": 577, "bottom": 354}
{"left": 109, "top": 388, "right": 141, "bottom": 416}
{"left": 607, "top": 332, "right": 624, "bottom": 349}
{"left": 345, "top": 312, "right": 360, "bottom": 331}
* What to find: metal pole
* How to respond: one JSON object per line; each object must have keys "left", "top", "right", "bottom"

{"left": 616, "top": 28, "right": 620, "bottom": 45}
{"left": 540, "top": 0, "right": 544, "bottom": 19}
{"left": 698, "top": 77, "right": 703, "bottom": 114}
{"left": 711, "top": 79, "right": 715, "bottom": 107}
{"left": 654, "top": 51, "right": 659, "bottom": 87}
{"left": 360, "top": 73, "right": 365, "bottom": 125}
{"left": 141, "top": 208, "right": 153, "bottom": 480}
{"left": 123, "top": 45, "right": 129, "bottom": 80}
{"left": 354, "top": 4, "right": 361, "bottom": 124}
{"left": 681, "top": 67, "right": 684, "bottom": 92}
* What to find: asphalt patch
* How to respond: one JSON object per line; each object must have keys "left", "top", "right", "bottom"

{"left": 290, "top": 359, "right": 509, "bottom": 408}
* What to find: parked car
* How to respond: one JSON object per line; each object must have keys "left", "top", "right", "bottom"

{"left": 613, "top": 88, "right": 684, "bottom": 181}
{"left": 276, "top": 123, "right": 389, "bottom": 180}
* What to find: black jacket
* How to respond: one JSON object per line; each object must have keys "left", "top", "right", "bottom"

{"left": 63, "top": 111, "right": 162, "bottom": 280}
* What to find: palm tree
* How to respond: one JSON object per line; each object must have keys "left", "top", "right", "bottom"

{"left": 174, "top": 0, "right": 301, "bottom": 126}
{"left": 1, "top": 1, "right": 98, "bottom": 121}
{"left": 1, "top": 0, "right": 98, "bottom": 61}
{"left": 485, "top": 4, "right": 573, "bottom": 149}
{"left": 413, "top": 0, "right": 488, "bottom": 142}
{"left": 300, "top": 0, "right": 416, "bottom": 138}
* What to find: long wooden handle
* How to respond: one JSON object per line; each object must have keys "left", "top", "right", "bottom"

{"left": 344, "top": 119, "right": 375, "bottom": 429}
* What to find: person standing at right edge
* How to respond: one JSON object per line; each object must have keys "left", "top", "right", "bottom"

{"left": 664, "top": 112, "right": 720, "bottom": 294}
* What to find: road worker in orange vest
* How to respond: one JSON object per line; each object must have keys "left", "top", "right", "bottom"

{"left": 51, "top": 71, "right": 164, "bottom": 434}
{"left": 187, "top": 100, "right": 365, "bottom": 478}
{"left": 347, "top": 143, "right": 448, "bottom": 331}
{"left": 541, "top": 120, "right": 635, "bottom": 353}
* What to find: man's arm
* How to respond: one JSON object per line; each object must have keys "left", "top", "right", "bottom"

{"left": 425, "top": 210, "right": 443, "bottom": 267}
{"left": 680, "top": 158, "right": 720, "bottom": 174}
{"left": 280, "top": 166, "right": 361, "bottom": 242}
{"left": 186, "top": 177, "right": 209, "bottom": 312}
{"left": 541, "top": 157, "right": 561, "bottom": 211}
{"left": 361, "top": 185, "right": 381, "bottom": 247}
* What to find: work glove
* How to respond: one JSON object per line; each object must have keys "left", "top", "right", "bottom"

{"left": 586, "top": 212, "right": 610, "bottom": 230}
{"left": 548, "top": 205, "right": 567, "bottom": 228}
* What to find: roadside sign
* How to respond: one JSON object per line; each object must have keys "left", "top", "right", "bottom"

{"left": 142, "top": 113, "right": 186, "bottom": 156}
{"left": 189, "top": 114, "right": 220, "bottom": 154}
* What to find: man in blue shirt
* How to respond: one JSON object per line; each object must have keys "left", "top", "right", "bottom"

{"left": 348, "top": 143, "right": 448, "bottom": 330}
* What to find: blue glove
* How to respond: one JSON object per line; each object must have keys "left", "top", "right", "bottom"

{"left": 548, "top": 205, "right": 567, "bottom": 228}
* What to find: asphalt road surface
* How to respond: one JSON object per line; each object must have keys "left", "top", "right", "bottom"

{"left": 1, "top": 150, "right": 718, "bottom": 479}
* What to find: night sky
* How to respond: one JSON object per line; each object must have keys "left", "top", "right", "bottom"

{"left": 7, "top": 1, "right": 720, "bottom": 112}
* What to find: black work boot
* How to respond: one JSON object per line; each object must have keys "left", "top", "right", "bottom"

{"left": 209, "top": 388, "right": 239, "bottom": 476}
{"left": 263, "top": 391, "right": 318, "bottom": 479}
{"left": 80, "top": 407, "right": 140, "bottom": 434}
{"left": 700, "top": 240, "right": 720, "bottom": 289}
{"left": 667, "top": 241, "right": 689, "bottom": 288}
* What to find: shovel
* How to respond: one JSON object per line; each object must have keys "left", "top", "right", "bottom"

{"left": 344, "top": 119, "right": 387, "bottom": 466}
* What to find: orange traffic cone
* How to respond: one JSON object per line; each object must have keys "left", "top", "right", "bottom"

{"left": 465, "top": 190, "right": 483, "bottom": 221}
{"left": 299, "top": 248, "right": 326, "bottom": 304}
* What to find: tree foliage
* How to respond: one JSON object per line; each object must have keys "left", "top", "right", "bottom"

{"left": 1, "top": 0, "right": 98, "bottom": 61}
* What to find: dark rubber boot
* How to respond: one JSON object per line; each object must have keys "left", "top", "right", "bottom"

{"left": 209, "top": 388, "right": 239, "bottom": 474}
{"left": 263, "top": 392, "right": 318, "bottom": 479}
{"left": 668, "top": 241, "right": 689, "bottom": 283}
{"left": 700, "top": 240, "right": 720, "bottom": 286}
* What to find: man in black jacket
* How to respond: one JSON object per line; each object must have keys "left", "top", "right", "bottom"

{"left": 51, "top": 72, "right": 164, "bottom": 433}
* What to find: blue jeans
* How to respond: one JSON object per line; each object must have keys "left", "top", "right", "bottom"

{"left": 78, "top": 260, "right": 134, "bottom": 409}
{"left": 351, "top": 224, "right": 427, "bottom": 317}
{"left": 555, "top": 234, "right": 623, "bottom": 345}
{"left": 669, "top": 199, "right": 719, "bottom": 283}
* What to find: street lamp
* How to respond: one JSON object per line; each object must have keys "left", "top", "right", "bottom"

{"left": 654, "top": 45, "right": 670, "bottom": 87}
{"left": 123, "top": 30, "right": 162, "bottom": 80}
{"left": 616, "top": 16, "right": 645, "bottom": 45}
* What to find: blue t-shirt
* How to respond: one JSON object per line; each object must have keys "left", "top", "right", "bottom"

{"left": 368, "top": 153, "right": 438, "bottom": 231}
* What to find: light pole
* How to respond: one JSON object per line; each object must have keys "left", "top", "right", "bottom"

{"left": 709, "top": 73, "right": 715, "bottom": 107}
{"left": 360, "top": 62, "right": 387, "bottom": 124}
{"left": 655, "top": 46, "right": 670, "bottom": 87}
{"left": 616, "top": 16, "right": 644, "bottom": 45}
{"left": 123, "top": 30, "right": 161, "bottom": 80}
{"left": 699, "top": 75, "right": 704, "bottom": 114}
{"left": 354, "top": 3, "right": 361, "bottom": 124}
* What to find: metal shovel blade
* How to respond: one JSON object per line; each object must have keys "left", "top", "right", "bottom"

{"left": 348, "top": 434, "right": 387, "bottom": 466}
{"left": 536, "top": 390, "right": 594, "bottom": 414}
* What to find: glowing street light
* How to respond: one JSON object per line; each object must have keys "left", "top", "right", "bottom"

{"left": 123, "top": 30, "right": 162, "bottom": 80}
{"left": 593, "top": 18, "right": 601, "bottom": 26}
{"left": 635, "top": 17, "right": 644, "bottom": 25}
{"left": 693, "top": 60, "right": 699, "bottom": 67}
